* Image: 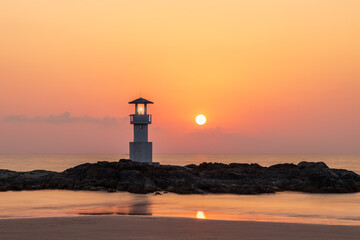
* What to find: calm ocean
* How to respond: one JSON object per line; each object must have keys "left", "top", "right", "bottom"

{"left": 0, "top": 155, "right": 360, "bottom": 225}
{"left": 1, "top": 154, "right": 360, "bottom": 173}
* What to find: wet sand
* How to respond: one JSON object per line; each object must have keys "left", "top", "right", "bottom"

{"left": 0, "top": 216, "right": 359, "bottom": 240}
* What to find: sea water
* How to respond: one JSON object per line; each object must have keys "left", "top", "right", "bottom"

{"left": 0, "top": 155, "right": 359, "bottom": 173}
{"left": 0, "top": 155, "right": 359, "bottom": 225}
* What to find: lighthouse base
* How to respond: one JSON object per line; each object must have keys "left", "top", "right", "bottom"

{"left": 129, "top": 142, "right": 152, "bottom": 163}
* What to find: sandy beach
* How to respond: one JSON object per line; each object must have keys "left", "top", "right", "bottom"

{"left": 0, "top": 216, "right": 359, "bottom": 240}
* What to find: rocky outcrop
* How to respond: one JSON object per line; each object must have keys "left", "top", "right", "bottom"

{"left": 1, "top": 160, "right": 360, "bottom": 194}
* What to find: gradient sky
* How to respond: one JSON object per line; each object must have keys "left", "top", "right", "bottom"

{"left": 1, "top": 0, "right": 360, "bottom": 154}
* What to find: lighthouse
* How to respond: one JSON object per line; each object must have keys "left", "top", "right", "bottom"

{"left": 129, "top": 97, "right": 153, "bottom": 163}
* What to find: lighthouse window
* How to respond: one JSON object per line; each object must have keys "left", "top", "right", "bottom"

{"left": 137, "top": 104, "right": 145, "bottom": 115}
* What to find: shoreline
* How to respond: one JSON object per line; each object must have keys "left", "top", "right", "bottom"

{"left": 1, "top": 211, "right": 360, "bottom": 227}
{"left": 0, "top": 213, "right": 360, "bottom": 226}
{"left": 0, "top": 215, "right": 359, "bottom": 240}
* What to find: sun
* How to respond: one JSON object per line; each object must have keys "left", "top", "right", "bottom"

{"left": 195, "top": 114, "right": 206, "bottom": 125}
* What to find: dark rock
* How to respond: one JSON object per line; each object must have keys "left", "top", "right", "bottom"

{"left": 119, "top": 159, "right": 132, "bottom": 163}
{"left": 185, "top": 164, "right": 197, "bottom": 168}
{"left": 0, "top": 160, "right": 359, "bottom": 195}
{"left": 298, "top": 161, "right": 329, "bottom": 169}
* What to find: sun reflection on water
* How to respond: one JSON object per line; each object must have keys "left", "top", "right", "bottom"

{"left": 196, "top": 211, "right": 206, "bottom": 219}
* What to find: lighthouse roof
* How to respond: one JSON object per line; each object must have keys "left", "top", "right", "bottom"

{"left": 129, "top": 97, "right": 153, "bottom": 104}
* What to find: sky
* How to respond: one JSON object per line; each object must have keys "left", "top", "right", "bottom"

{"left": 1, "top": 0, "right": 360, "bottom": 154}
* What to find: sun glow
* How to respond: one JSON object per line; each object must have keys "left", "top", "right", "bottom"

{"left": 196, "top": 211, "right": 206, "bottom": 219}
{"left": 195, "top": 115, "right": 206, "bottom": 125}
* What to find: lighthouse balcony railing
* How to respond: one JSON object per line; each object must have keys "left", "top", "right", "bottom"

{"left": 130, "top": 114, "right": 152, "bottom": 124}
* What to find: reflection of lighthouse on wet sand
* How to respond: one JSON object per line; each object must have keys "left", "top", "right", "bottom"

{"left": 128, "top": 195, "right": 151, "bottom": 216}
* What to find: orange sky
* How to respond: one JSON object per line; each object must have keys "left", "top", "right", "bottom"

{"left": 1, "top": 0, "right": 360, "bottom": 154}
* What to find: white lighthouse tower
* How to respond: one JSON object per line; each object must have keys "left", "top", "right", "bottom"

{"left": 129, "top": 97, "right": 153, "bottom": 163}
